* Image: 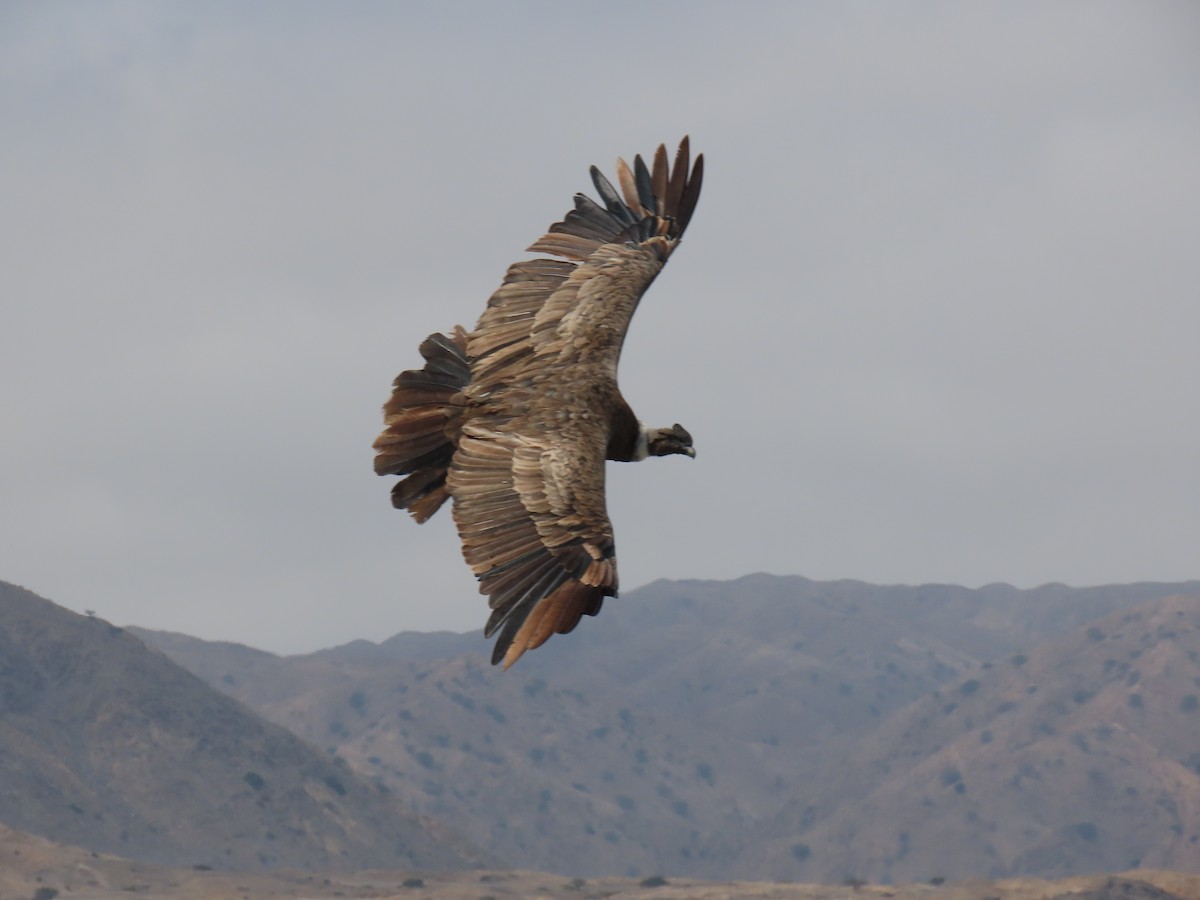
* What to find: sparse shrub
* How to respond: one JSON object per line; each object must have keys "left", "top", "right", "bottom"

{"left": 791, "top": 842, "right": 811, "bottom": 861}
{"left": 1128, "top": 693, "right": 1144, "bottom": 709}
{"left": 696, "top": 761, "right": 715, "bottom": 786}
{"left": 1087, "top": 627, "right": 1106, "bottom": 642}
{"left": 1181, "top": 694, "right": 1199, "bottom": 713}
{"left": 348, "top": 691, "right": 367, "bottom": 713}
{"left": 929, "top": 876, "right": 945, "bottom": 885}
{"left": 640, "top": 875, "right": 668, "bottom": 888}
{"left": 980, "top": 730, "right": 993, "bottom": 744}
{"left": 322, "top": 775, "right": 347, "bottom": 796}
{"left": 940, "top": 766, "right": 963, "bottom": 788}
{"left": 1072, "top": 821, "right": 1099, "bottom": 842}
{"left": 243, "top": 771, "right": 265, "bottom": 790}
{"left": 959, "top": 679, "right": 981, "bottom": 696}
{"left": 1010, "top": 653, "right": 1028, "bottom": 666}
{"left": 34, "top": 889, "right": 59, "bottom": 900}
{"left": 401, "top": 876, "right": 424, "bottom": 888}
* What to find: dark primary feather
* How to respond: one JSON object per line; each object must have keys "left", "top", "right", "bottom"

{"left": 651, "top": 144, "right": 669, "bottom": 216}
{"left": 674, "top": 152, "right": 703, "bottom": 235}
{"left": 589, "top": 165, "right": 639, "bottom": 226}
{"left": 634, "top": 154, "right": 656, "bottom": 214}
{"left": 665, "top": 136, "right": 692, "bottom": 226}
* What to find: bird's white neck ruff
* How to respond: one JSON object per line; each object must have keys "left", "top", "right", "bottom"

{"left": 632, "top": 421, "right": 650, "bottom": 461}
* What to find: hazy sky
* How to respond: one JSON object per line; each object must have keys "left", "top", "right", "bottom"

{"left": 3, "top": 2, "right": 1198, "bottom": 654}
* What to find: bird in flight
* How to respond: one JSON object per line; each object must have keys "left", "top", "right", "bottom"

{"left": 374, "top": 138, "right": 703, "bottom": 667}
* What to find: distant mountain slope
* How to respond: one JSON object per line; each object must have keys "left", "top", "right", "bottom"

{"left": 134, "top": 574, "right": 1200, "bottom": 880}
{"left": 0, "top": 580, "right": 491, "bottom": 872}
{"left": 749, "top": 593, "right": 1200, "bottom": 884}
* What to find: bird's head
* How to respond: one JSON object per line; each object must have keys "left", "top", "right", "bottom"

{"left": 646, "top": 423, "right": 696, "bottom": 458}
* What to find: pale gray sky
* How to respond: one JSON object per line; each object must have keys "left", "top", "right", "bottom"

{"left": 3, "top": 2, "right": 1198, "bottom": 653}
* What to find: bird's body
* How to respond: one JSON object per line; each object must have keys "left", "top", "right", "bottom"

{"left": 374, "top": 139, "right": 703, "bottom": 666}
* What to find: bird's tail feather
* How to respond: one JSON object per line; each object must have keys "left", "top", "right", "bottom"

{"left": 373, "top": 327, "right": 470, "bottom": 522}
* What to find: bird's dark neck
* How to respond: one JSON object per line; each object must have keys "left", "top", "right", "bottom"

{"left": 606, "top": 399, "right": 645, "bottom": 462}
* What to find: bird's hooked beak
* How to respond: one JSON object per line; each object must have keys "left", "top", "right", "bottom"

{"left": 671, "top": 423, "right": 695, "bottom": 459}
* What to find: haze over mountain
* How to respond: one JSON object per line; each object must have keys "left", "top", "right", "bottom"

{"left": 0, "top": 580, "right": 489, "bottom": 873}
{"left": 132, "top": 574, "right": 1200, "bottom": 881}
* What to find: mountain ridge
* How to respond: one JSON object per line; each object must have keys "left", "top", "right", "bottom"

{"left": 0, "top": 580, "right": 492, "bottom": 872}
{"left": 131, "top": 574, "right": 1200, "bottom": 880}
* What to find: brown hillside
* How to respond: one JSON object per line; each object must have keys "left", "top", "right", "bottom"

{"left": 0, "top": 580, "right": 491, "bottom": 872}
{"left": 750, "top": 594, "right": 1200, "bottom": 884}
{"left": 133, "top": 575, "right": 1200, "bottom": 880}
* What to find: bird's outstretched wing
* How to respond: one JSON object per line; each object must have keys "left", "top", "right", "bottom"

{"left": 448, "top": 138, "right": 703, "bottom": 666}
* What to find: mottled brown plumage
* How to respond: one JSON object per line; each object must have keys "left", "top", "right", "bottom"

{"left": 374, "top": 138, "right": 703, "bottom": 666}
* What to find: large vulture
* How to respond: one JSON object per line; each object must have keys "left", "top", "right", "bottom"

{"left": 373, "top": 138, "right": 703, "bottom": 667}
